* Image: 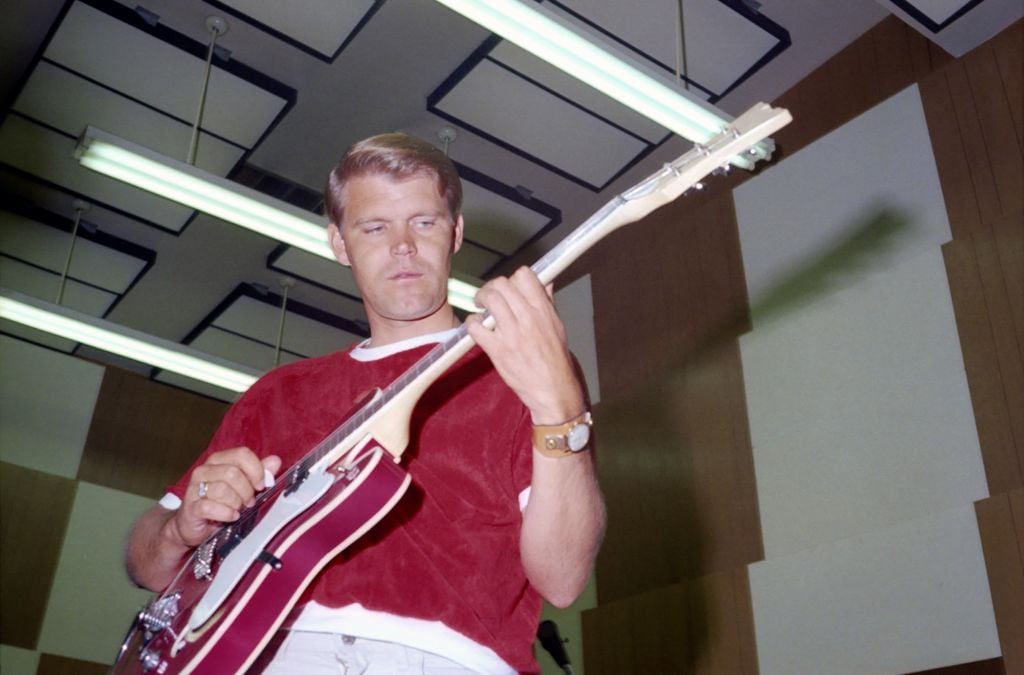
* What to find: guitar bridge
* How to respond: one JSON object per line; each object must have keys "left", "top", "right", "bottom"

{"left": 193, "top": 539, "right": 216, "bottom": 580}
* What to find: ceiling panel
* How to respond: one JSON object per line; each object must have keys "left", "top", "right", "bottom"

{"left": 43, "top": 0, "right": 290, "bottom": 148}
{"left": 0, "top": 114, "right": 195, "bottom": 232}
{"left": 0, "top": 257, "right": 118, "bottom": 354}
{"left": 12, "top": 60, "right": 244, "bottom": 177}
{"left": 431, "top": 56, "right": 650, "bottom": 190}
{"left": 268, "top": 247, "right": 364, "bottom": 300}
{"left": 489, "top": 40, "right": 672, "bottom": 142}
{"left": 452, "top": 241, "right": 503, "bottom": 280}
{"left": 875, "top": 0, "right": 1020, "bottom": 56}
{"left": 888, "top": 0, "right": 982, "bottom": 29}
{"left": 180, "top": 285, "right": 367, "bottom": 372}
{"left": 458, "top": 165, "right": 561, "bottom": 256}
{"left": 205, "top": 0, "right": 381, "bottom": 61}
{"left": 1, "top": 210, "right": 152, "bottom": 295}
{"left": 549, "top": 0, "right": 788, "bottom": 100}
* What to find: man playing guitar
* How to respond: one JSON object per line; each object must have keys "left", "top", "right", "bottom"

{"left": 123, "top": 132, "right": 607, "bottom": 674}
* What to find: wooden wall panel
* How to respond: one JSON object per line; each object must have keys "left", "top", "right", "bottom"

{"left": 921, "top": 20, "right": 1022, "bottom": 237}
{"left": 927, "top": 20, "right": 1024, "bottom": 495}
{"left": 975, "top": 489, "right": 1024, "bottom": 674}
{"left": 77, "top": 367, "right": 229, "bottom": 499}
{"left": 907, "top": 657, "right": 1007, "bottom": 674}
{"left": 581, "top": 568, "right": 756, "bottom": 675}
{"left": 590, "top": 192, "right": 760, "bottom": 604}
{"left": 0, "top": 462, "right": 76, "bottom": 649}
{"left": 991, "top": 25, "right": 1022, "bottom": 143}
{"left": 944, "top": 233, "right": 1024, "bottom": 493}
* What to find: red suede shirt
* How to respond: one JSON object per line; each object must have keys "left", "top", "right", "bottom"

{"left": 168, "top": 340, "right": 541, "bottom": 672}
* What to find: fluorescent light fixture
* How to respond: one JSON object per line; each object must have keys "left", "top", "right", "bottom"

{"left": 432, "top": 0, "right": 771, "bottom": 169}
{"left": 447, "top": 276, "right": 483, "bottom": 313}
{"left": 77, "top": 127, "right": 335, "bottom": 259}
{"left": 75, "top": 126, "right": 480, "bottom": 308}
{"left": 0, "top": 288, "right": 261, "bottom": 393}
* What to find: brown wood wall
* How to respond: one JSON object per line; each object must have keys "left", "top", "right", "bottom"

{"left": 580, "top": 16, "right": 1023, "bottom": 674}
{"left": 79, "top": 367, "right": 229, "bottom": 499}
{"left": 923, "top": 17, "right": 1023, "bottom": 673}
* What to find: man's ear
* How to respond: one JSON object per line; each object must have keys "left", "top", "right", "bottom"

{"left": 328, "top": 222, "right": 351, "bottom": 267}
{"left": 452, "top": 214, "right": 464, "bottom": 255}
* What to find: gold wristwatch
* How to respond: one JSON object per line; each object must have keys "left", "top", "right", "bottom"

{"left": 533, "top": 411, "right": 593, "bottom": 458}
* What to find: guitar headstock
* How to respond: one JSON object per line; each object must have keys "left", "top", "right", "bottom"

{"left": 622, "top": 103, "right": 792, "bottom": 206}
{"left": 528, "top": 102, "right": 791, "bottom": 286}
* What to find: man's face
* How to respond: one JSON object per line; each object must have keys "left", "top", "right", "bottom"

{"left": 329, "top": 173, "right": 463, "bottom": 333}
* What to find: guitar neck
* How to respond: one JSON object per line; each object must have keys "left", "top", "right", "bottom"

{"left": 292, "top": 101, "right": 792, "bottom": 472}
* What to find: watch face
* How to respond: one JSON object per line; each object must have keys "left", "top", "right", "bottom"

{"left": 567, "top": 423, "right": 590, "bottom": 452}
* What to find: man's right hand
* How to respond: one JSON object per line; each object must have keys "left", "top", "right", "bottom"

{"left": 171, "top": 447, "right": 282, "bottom": 548}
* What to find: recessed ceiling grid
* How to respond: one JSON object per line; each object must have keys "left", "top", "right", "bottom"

{"left": 0, "top": 198, "right": 156, "bottom": 354}
{"left": 200, "top": 0, "right": 387, "bottom": 62}
{"left": 427, "top": 0, "right": 789, "bottom": 191}
{"left": 172, "top": 283, "right": 368, "bottom": 374}
{"left": 0, "top": 0, "right": 296, "bottom": 235}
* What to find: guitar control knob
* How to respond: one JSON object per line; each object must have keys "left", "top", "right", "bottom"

{"left": 139, "top": 647, "right": 161, "bottom": 671}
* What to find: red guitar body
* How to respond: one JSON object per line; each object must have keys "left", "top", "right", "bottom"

{"left": 112, "top": 444, "right": 410, "bottom": 675}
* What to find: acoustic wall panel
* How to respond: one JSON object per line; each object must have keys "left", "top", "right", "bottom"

{"left": 0, "top": 336, "right": 104, "bottom": 479}
{"left": 740, "top": 249, "right": 988, "bottom": 557}
{"left": 36, "top": 481, "right": 155, "bottom": 665}
{"left": 0, "top": 645, "right": 39, "bottom": 675}
{"left": 749, "top": 505, "right": 1001, "bottom": 674}
{"left": 734, "top": 84, "right": 951, "bottom": 320}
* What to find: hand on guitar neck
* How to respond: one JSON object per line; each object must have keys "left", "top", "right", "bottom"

{"left": 466, "top": 267, "right": 586, "bottom": 426}
{"left": 126, "top": 448, "right": 281, "bottom": 592}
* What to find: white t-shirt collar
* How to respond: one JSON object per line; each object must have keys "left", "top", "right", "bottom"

{"left": 349, "top": 327, "right": 460, "bottom": 362}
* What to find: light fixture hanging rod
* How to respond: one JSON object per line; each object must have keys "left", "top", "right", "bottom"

{"left": 188, "top": 16, "right": 228, "bottom": 166}
{"left": 56, "top": 201, "right": 89, "bottom": 305}
{"left": 273, "top": 277, "right": 294, "bottom": 367}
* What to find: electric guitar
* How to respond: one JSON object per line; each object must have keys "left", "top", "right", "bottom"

{"left": 111, "top": 101, "right": 791, "bottom": 675}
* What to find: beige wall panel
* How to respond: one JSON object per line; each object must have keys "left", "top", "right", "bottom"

{"left": 0, "top": 336, "right": 104, "bottom": 478}
{"left": 906, "top": 657, "right": 1006, "bottom": 674}
{"left": 36, "top": 481, "right": 155, "bottom": 665}
{"left": 0, "top": 646, "right": 39, "bottom": 675}
{"left": 749, "top": 505, "right": 1000, "bottom": 675}
{"left": 78, "top": 367, "right": 228, "bottom": 499}
{"left": 734, "top": 84, "right": 952, "bottom": 312}
{"left": 742, "top": 247, "right": 987, "bottom": 556}
{"left": 36, "top": 652, "right": 110, "bottom": 675}
{"left": 554, "top": 274, "right": 601, "bottom": 405}
{"left": 0, "top": 463, "right": 76, "bottom": 650}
